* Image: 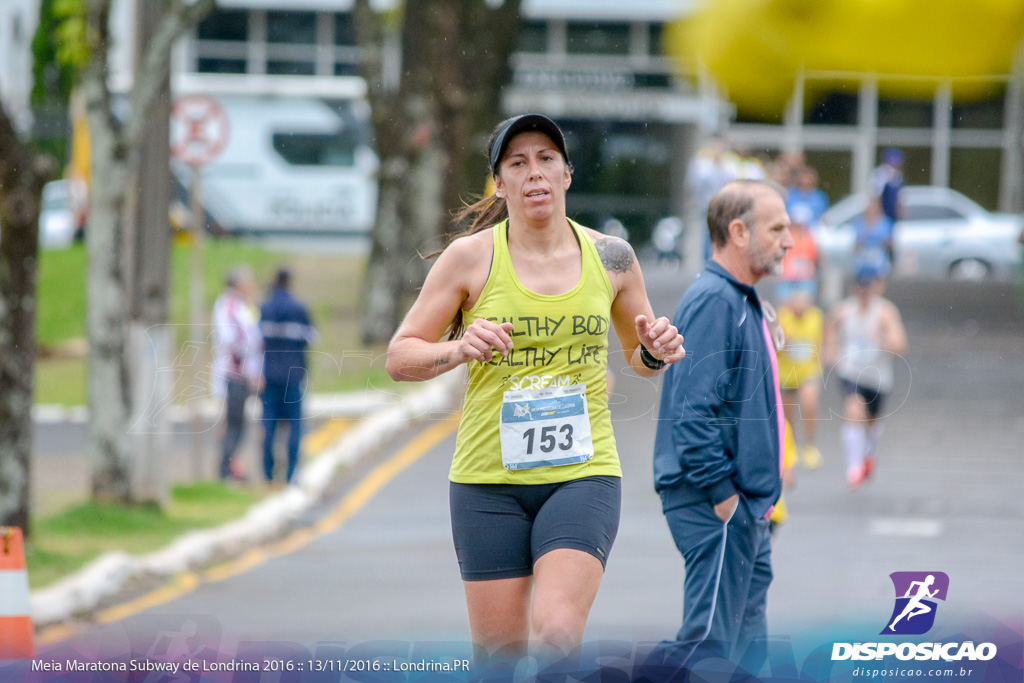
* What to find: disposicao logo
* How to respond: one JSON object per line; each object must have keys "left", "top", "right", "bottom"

{"left": 831, "top": 571, "right": 998, "bottom": 662}
{"left": 882, "top": 571, "right": 949, "bottom": 635}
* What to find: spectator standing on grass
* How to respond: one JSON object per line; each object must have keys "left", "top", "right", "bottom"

{"left": 259, "top": 268, "right": 317, "bottom": 486}
{"left": 212, "top": 266, "right": 263, "bottom": 482}
{"left": 646, "top": 179, "right": 792, "bottom": 679}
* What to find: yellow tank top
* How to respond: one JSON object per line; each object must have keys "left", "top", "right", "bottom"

{"left": 450, "top": 219, "right": 621, "bottom": 484}
{"left": 777, "top": 305, "right": 824, "bottom": 379}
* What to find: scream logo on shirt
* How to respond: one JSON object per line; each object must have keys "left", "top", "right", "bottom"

{"left": 881, "top": 571, "right": 949, "bottom": 635}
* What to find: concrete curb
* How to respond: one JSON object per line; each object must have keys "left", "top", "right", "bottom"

{"left": 30, "top": 370, "right": 465, "bottom": 628}
{"left": 31, "top": 390, "right": 401, "bottom": 425}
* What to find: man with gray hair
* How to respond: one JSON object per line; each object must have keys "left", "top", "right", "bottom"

{"left": 646, "top": 179, "right": 793, "bottom": 678}
{"left": 212, "top": 265, "right": 263, "bottom": 482}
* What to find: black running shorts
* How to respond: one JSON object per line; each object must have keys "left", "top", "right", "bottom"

{"left": 449, "top": 475, "right": 621, "bottom": 581}
{"left": 840, "top": 378, "right": 887, "bottom": 418}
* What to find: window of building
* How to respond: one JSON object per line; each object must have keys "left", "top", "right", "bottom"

{"left": 517, "top": 20, "right": 547, "bottom": 53}
{"left": 803, "top": 150, "right": 853, "bottom": 201}
{"left": 566, "top": 22, "right": 631, "bottom": 56}
{"left": 559, "top": 121, "right": 672, "bottom": 243}
{"left": 634, "top": 73, "right": 671, "bottom": 89}
{"left": 649, "top": 23, "right": 665, "bottom": 56}
{"left": 335, "top": 12, "right": 355, "bottom": 46}
{"left": 197, "top": 58, "right": 247, "bottom": 74}
{"left": 804, "top": 90, "right": 859, "bottom": 126}
{"left": 197, "top": 9, "right": 249, "bottom": 42}
{"left": 878, "top": 94, "right": 934, "bottom": 128}
{"left": 951, "top": 89, "right": 1005, "bottom": 130}
{"left": 335, "top": 62, "right": 360, "bottom": 77}
{"left": 267, "top": 61, "right": 316, "bottom": 76}
{"left": 266, "top": 10, "right": 317, "bottom": 45}
{"left": 949, "top": 147, "right": 1002, "bottom": 210}
{"left": 272, "top": 131, "right": 358, "bottom": 167}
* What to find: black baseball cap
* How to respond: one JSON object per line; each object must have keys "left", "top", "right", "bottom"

{"left": 489, "top": 114, "right": 569, "bottom": 176}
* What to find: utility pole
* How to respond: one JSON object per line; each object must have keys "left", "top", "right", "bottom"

{"left": 126, "top": 0, "right": 173, "bottom": 505}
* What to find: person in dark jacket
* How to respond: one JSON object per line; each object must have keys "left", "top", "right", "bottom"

{"left": 259, "top": 268, "right": 317, "bottom": 485}
{"left": 647, "top": 179, "right": 793, "bottom": 678}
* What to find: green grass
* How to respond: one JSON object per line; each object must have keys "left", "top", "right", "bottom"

{"left": 26, "top": 239, "right": 408, "bottom": 590}
{"left": 24, "top": 481, "right": 262, "bottom": 589}
{"left": 33, "top": 238, "right": 402, "bottom": 405}
{"left": 36, "top": 243, "right": 89, "bottom": 348}
{"left": 33, "top": 357, "right": 88, "bottom": 409}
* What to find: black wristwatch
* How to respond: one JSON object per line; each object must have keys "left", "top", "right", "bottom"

{"left": 640, "top": 345, "right": 666, "bottom": 370}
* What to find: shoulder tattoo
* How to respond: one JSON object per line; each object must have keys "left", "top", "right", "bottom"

{"left": 595, "top": 237, "right": 635, "bottom": 274}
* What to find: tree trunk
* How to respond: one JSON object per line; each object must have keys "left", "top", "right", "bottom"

{"left": 432, "top": 0, "right": 522, "bottom": 223}
{"left": 356, "top": 0, "right": 522, "bottom": 345}
{"left": 125, "top": 0, "right": 175, "bottom": 505}
{"left": 83, "top": 45, "right": 134, "bottom": 501}
{"left": 361, "top": 159, "right": 408, "bottom": 345}
{"left": 83, "top": 0, "right": 214, "bottom": 502}
{"left": 0, "top": 102, "right": 50, "bottom": 534}
{"left": 361, "top": 95, "right": 448, "bottom": 345}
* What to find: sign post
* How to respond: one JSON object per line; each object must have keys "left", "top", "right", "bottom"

{"left": 170, "top": 94, "right": 230, "bottom": 477}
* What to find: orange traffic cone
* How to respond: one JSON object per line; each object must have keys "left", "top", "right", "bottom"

{"left": 0, "top": 527, "right": 35, "bottom": 659}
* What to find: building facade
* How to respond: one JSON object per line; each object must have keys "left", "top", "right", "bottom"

{"left": 0, "top": 0, "right": 39, "bottom": 134}
{"left": 174, "top": 0, "right": 718, "bottom": 241}
{"left": 3, "top": 0, "right": 1021, "bottom": 235}
{"left": 177, "top": 0, "right": 1022, "bottom": 232}
{"left": 730, "top": 71, "right": 1023, "bottom": 213}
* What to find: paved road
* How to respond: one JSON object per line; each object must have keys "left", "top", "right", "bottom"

{"left": 41, "top": 265, "right": 1024, "bottom": 670}
{"left": 32, "top": 420, "right": 236, "bottom": 515}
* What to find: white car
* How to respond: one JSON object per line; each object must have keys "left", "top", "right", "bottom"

{"left": 38, "top": 180, "right": 79, "bottom": 249}
{"left": 815, "top": 186, "right": 1023, "bottom": 281}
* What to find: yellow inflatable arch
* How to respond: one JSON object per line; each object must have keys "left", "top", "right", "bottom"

{"left": 669, "top": 0, "right": 1024, "bottom": 118}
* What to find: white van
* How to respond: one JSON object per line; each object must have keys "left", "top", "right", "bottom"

{"left": 171, "top": 75, "right": 378, "bottom": 237}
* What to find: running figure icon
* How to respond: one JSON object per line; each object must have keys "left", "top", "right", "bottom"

{"left": 512, "top": 403, "right": 533, "bottom": 420}
{"left": 888, "top": 575, "right": 939, "bottom": 631}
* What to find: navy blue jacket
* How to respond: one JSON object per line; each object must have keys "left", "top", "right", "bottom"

{"left": 653, "top": 261, "right": 782, "bottom": 519}
{"left": 260, "top": 287, "right": 316, "bottom": 385}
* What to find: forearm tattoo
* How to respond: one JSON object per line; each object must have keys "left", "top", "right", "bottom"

{"left": 595, "top": 237, "right": 635, "bottom": 274}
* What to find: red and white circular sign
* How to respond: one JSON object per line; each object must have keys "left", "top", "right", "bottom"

{"left": 170, "top": 94, "right": 230, "bottom": 167}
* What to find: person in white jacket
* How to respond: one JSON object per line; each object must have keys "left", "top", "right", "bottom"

{"left": 212, "top": 266, "right": 263, "bottom": 481}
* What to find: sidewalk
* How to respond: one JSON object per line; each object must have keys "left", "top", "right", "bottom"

{"left": 28, "top": 373, "right": 465, "bottom": 628}
{"left": 30, "top": 391, "right": 405, "bottom": 516}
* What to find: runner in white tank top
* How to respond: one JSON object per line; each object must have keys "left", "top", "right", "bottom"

{"left": 823, "top": 264, "right": 907, "bottom": 489}
{"left": 835, "top": 295, "right": 894, "bottom": 393}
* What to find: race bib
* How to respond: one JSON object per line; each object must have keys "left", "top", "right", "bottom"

{"left": 785, "top": 341, "right": 816, "bottom": 363}
{"left": 499, "top": 384, "right": 593, "bottom": 471}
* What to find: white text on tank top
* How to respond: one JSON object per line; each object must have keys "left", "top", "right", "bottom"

{"left": 837, "top": 297, "right": 894, "bottom": 392}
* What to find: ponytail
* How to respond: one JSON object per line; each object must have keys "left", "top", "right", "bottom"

{"left": 423, "top": 190, "right": 508, "bottom": 341}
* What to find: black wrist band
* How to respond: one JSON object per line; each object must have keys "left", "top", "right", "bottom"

{"left": 640, "top": 345, "right": 666, "bottom": 370}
